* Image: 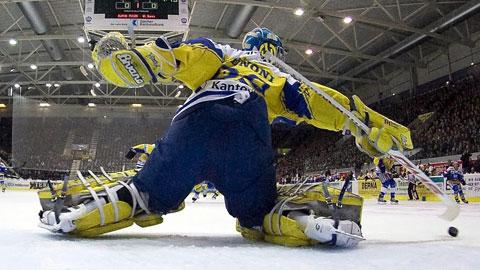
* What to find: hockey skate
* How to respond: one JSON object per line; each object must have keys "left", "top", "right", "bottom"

{"left": 390, "top": 198, "right": 399, "bottom": 205}
{"left": 378, "top": 194, "right": 387, "bottom": 204}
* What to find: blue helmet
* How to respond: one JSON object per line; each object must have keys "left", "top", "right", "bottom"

{"left": 242, "top": 27, "right": 285, "bottom": 59}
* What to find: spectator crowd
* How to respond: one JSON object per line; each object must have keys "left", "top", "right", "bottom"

{"left": 0, "top": 70, "right": 479, "bottom": 181}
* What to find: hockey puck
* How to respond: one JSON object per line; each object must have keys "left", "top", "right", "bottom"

{"left": 448, "top": 226, "right": 458, "bottom": 237}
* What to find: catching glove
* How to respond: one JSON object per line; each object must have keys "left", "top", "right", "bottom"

{"left": 347, "top": 95, "right": 413, "bottom": 157}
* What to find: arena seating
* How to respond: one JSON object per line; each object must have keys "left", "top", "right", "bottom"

{"left": 274, "top": 74, "right": 480, "bottom": 178}
{"left": 1, "top": 74, "right": 479, "bottom": 180}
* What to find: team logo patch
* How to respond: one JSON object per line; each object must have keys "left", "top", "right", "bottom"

{"left": 116, "top": 54, "right": 144, "bottom": 84}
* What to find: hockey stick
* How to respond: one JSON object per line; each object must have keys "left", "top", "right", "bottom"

{"left": 53, "top": 177, "right": 69, "bottom": 223}
{"left": 337, "top": 174, "right": 352, "bottom": 208}
{"left": 268, "top": 54, "right": 459, "bottom": 221}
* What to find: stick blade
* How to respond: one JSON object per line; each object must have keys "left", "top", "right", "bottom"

{"left": 439, "top": 201, "right": 460, "bottom": 221}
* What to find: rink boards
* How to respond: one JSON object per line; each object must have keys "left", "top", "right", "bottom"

{"left": 282, "top": 173, "right": 480, "bottom": 202}
{"left": 2, "top": 174, "right": 480, "bottom": 202}
{"left": 356, "top": 174, "right": 480, "bottom": 202}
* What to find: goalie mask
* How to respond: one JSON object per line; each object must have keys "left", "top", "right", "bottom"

{"left": 242, "top": 27, "right": 285, "bottom": 59}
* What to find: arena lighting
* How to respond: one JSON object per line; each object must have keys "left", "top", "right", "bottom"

{"left": 10, "top": 68, "right": 15, "bottom": 72}
{"left": 39, "top": 102, "right": 50, "bottom": 107}
{"left": 343, "top": 16, "right": 353, "bottom": 24}
{"left": 0, "top": 104, "right": 6, "bottom": 108}
{"left": 87, "top": 63, "right": 95, "bottom": 69}
{"left": 90, "top": 88, "right": 97, "bottom": 96}
{"left": 178, "top": 84, "right": 185, "bottom": 89}
{"left": 30, "top": 64, "right": 38, "bottom": 70}
{"left": 131, "top": 103, "right": 142, "bottom": 108}
{"left": 305, "top": 49, "right": 313, "bottom": 55}
{"left": 14, "top": 83, "right": 20, "bottom": 89}
{"left": 175, "top": 90, "right": 181, "bottom": 98}
{"left": 294, "top": 8, "right": 304, "bottom": 16}
{"left": 77, "top": 36, "right": 85, "bottom": 43}
{"left": 54, "top": 83, "right": 60, "bottom": 87}
{"left": 87, "top": 103, "right": 96, "bottom": 107}
{"left": 9, "top": 39, "right": 17, "bottom": 46}
{"left": 95, "top": 82, "right": 101, "bottom": 88}
{"left": 46, "top": 83, "right": 52, "bottom": 87}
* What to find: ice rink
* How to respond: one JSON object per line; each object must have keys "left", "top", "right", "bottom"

{"left": 1, "top": 191, "right": 479, "bottom": 270}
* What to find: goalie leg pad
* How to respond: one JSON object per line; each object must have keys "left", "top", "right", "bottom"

{"left": 263, "top": 213, "right": 315, "bottom": 247}
{"left": 237, "top": 183, "right": 364, "bottom": 247}
{"left": 38, "top": 171, "right": 167, "bottom": 237}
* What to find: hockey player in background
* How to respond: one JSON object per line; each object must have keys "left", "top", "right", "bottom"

{"left": 444, "top": 162, "right": 468, "bottom": 204}
{"left": 374, "top": 157, "right": 399, "bottom": 204}
{"left": 407, "top": 171, "right": 419, "bottom": 200}
{"left": 38, "top": 29, "right": 412, "bottom": 248}
{"left": 192, "top": 182, "right": 220, "bottom": 202}
{"left": 125, "top": 144, "right": 155, "bottom": 171}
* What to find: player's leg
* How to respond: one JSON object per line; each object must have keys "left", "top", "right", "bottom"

{"left": 212, "top": 190, "right": 219, "bottom": 199}
{"left": 452, "top": 183, "right": 460, "bottom": 203}
{"left": 202, "top": 186, "right": 208, "bottom": 198}
{"left": 412, "top": 183, "right": 419, "bottom": 200}
{"left": 388, "top": 178, "right": 398, "bottom": 204}
{"left": 209, "top": 94, "right": 277, "bottom": 228}
{"left": 408, "top": 182, "right": 414, "bottom": 200}
{"left": 458, "top": 185, "right": 468, "bottom": 203}
{"left": 192, "top": 190, "right": 200, "bottom": 202}
{"left": 378, "top": 174, "right": 388, "bottom": 204}
{"left": 133, "top": 103, "right": 219, "bottom": 215}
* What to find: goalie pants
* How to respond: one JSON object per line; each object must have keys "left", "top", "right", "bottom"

{"left": 133, "top": 94, "right": 277, "bottom": 228}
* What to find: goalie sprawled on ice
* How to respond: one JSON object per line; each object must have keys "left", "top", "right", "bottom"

{"left": 38, "top": 28, "right": 412, "bottom": 248}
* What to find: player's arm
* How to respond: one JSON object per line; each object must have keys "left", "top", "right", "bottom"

{"left": 125, "top": 144, "right": 155, "bottom": 160}
{"left": 277, "top": 78, "right": 412, "bottom": 157}
{"left": 94, "top": 34, "right": 224, "bottom": 90}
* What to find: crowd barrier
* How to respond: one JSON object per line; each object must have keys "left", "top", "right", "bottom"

{"left": 280, "top": 174, "right": 480, "bottom": 202}
{"left": 3, "top": 174, "right": 480, "bottom": 202}
{"left": 0, "top": 178, "right": 62, "bottom": 191}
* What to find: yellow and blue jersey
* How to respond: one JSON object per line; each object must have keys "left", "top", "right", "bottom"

{"left": 112, "top": 37, "right": 351, "bottom": 132}
{"left": 130, "top": 144, "right": 155, "bottom": 170}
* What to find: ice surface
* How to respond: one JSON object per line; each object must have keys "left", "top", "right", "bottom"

{"left": 1, "top": 191, "right": 479, "bottom": 270}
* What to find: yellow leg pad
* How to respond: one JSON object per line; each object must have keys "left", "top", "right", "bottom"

{"left": 75, "top": 201, "right": 133, "bottom": 232}
{"left": 134, "top": 214, "right": 163, "bottom": 228}
{"left": 236, "top": 220, "right": 265, "bottom": 242}
{"left": 74, "top": 220, "right": 134, "bottom": 238}
{"left": 264, "top": 235, "right": 313, "bottom": 247}
{"left": 262, "top": 214, "right": 316, "bottom": 247}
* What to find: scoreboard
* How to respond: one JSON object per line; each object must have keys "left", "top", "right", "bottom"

{"left": 84, "top": 0, "right": 189, "bottom": 31}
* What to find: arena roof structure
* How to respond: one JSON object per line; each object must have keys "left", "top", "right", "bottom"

{"left": 0, "top": 0, "right": 479, "bottom": 107}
